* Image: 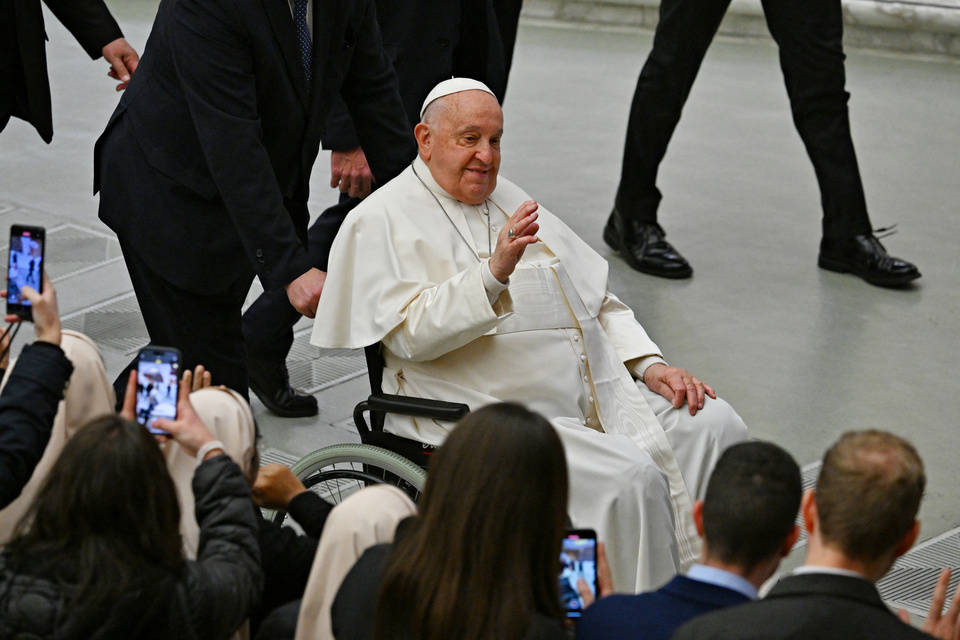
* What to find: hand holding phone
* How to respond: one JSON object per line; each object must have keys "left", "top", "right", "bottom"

{"left": 6, "top": 225, "right": 45, "bottom": 322}
{"left": 560, "top": 528, "right": 598, "bottom": 619}
{"left": 135, "top": 346, "right": 181, "bottom": 435}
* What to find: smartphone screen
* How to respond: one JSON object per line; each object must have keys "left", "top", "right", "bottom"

{"left": 136, "top": 346, "right": 181, "bottom": 435}
{"left": 560, "top": 528, "right": 598, "bottom": 619}
{"left": 6, "top": 225, "right": 46, "bottom": 321}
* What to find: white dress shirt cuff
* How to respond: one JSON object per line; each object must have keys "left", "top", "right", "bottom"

{"left": 628, "top": 356, "right": 668, "bottom": 381}
{"left": 482, "top": 259, "right": 509, "bottom": 306}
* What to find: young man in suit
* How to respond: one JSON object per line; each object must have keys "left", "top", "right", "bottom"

{"left": 576, "top": 440, "right": 802, "bottom": 640}
{"left": 673, "top": 430, "right": 960, "bottom": 640}
{"left": 1, "top": 0, "right": 138, "bottom": 143}
{"left": 94, "top": 0, "right": 416, "bottom": 401}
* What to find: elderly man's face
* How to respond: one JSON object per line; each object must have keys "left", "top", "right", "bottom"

{"left": 416, "top": 90, "right": 503, "bottom": 205}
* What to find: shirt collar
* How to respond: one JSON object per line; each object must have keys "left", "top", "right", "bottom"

{"left": 792, "top": 565, "right": 871, "bottom": 580}
{"left": 686, "top": 564, "right": 759, "bottom": 600}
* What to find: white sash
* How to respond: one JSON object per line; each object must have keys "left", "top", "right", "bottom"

{"left": 552, "top": 263, "right": 699, "bottom": 567}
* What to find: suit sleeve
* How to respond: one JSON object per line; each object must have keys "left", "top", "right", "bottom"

{"left": 168, "top": 0, "right": 311, "bottom": 290}
{"left": 335, "top": 0, "right": 416, "bottom": 187}
{"left": 44, "top": 0, "right": 123, "bottom": 59}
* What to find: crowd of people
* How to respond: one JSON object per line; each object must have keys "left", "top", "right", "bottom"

{"left": 0, "top": 0, "right": 947, "bottom": 637}
{"left": 1, "top": 278, "right": 958, "bottom": 639}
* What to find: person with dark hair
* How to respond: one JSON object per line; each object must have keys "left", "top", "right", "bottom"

{"left": 674, "top": 430, "right": 960, "bottom": 640}
{"left": 576, "top": 440, "right": 801, "bottom": 640}
{"left": 0, "top": 388, "right": 262, "bottom": 638}
{"left": 327, "top": 403, "right": 570, "bottom": 640}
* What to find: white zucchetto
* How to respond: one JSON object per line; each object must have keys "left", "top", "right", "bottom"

{"left": 420, "top": 78, "right": 497, "bottom": 118}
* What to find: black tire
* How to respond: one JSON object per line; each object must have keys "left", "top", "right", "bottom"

{"left": 267, "top": 444, "right": 426, "bottom": 525}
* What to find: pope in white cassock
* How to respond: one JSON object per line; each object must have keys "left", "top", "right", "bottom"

{"left": 311, "top": 78, "right": 748, "bottom": 592}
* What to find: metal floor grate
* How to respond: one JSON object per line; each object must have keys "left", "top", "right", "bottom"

{"left": 259, "top": 448, "right": 300, "bottom": 468}
{"left": 287, "top": 329, "right": 366, "bottom": 393}
{"left": 879, "top": 527, "right": 960, "bottom": 617}
{"left": 60, "top": 292, "right": 149, "bottom": 355}
{"left": 0, "top": 223, "right": 123, "bottom": 282}
{"left": 60, "top": 297, "right": 365, "bottom": 392}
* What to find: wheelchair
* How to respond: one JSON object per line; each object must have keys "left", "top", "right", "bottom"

{"left": 267, "top": 345, "right": 468, "bottom": 524}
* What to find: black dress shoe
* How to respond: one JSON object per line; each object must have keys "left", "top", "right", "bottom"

{"left": 248, "top": 357, "right": 319, "bottom": 418}
{"left": 603, "top": 208, "right": 693, "bottom": 279}
{"left": 818, "top": 234, "right": 920, "bottom": 288}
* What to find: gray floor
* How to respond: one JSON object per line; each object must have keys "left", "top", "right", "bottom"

{"left": 2, "top": 1, "right": 960, "bottom": 598}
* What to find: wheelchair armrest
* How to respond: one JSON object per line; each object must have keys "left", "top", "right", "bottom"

{"left": 353, "top": 393, "right": 469, "bottom": 437}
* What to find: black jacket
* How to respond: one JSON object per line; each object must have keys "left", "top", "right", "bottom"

{"left": 321, "top": 0, "right": 520, "bottom": 153}
{"left": 0, "top": 454, "right": 263, "bottom": 639}
{"left": 0, "top": 0, "right": 123, "bottom": 142}
{"left": 94, "top": 0, "right": 415, "bottom": 294}
{"left": 0, "top": 341, "right": 73, "bottom": 509}
{"left": 254, "top": 491, "right": 334, "bottom": 630}
{"left": 673, "top": 572, "right": 933, "bottom": 640}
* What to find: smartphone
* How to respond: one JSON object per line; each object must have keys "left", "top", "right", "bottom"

{"left": 559, "top": 528, "right": 598, "bottom": 619}
{"left": 6, "top": 225, "right": 46, "bottom": 321}
{"left": 135, "top": 346, "right": 181, "bottom": 436}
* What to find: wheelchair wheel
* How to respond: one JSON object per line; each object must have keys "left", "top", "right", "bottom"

{"left": 267, "top": 444, "right": 426, "bottom": 525}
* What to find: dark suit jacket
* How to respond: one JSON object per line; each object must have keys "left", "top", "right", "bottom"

{"left": 672, "top": 573, "right": 932, "bottom": 640}
{"left": 575, "top": 574, "right": 750, "bottom": 640}
{"left": 321, "top": 0, "right": 520, "bottom": 153}
{"left": 0, "top": 0, "right": 122, "bottom": 142}
{"left": 94, "top": 0, "right": 415, "bottom": 294}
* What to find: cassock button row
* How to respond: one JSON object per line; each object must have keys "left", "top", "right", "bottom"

{"left": 583, "top": 375, "right": 588, "bottom": 383}
{"left": 586, "top": 417, "right": 592, "bottom": 425}
{"left": 580, "top": 355, "right": 587, "bottom": 362}
{"left": 588, "top": 396, "right": 594, "bottom": 404}
{"left": 573, "top": 335, "right": 580, "bottom": 342}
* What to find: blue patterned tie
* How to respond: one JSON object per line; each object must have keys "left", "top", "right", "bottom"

{"left": 293, "top": 0, "right": 312, "bottom": 89}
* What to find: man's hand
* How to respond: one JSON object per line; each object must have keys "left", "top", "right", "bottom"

{"left": 252, "top": 463, "right": 308, "bottom": 510}
{"left": 285, "top": 268, "right": 326, "bottom": 318}
{"left": 642, "top": 363, "right": 716, "bottom": 416}
{"left": 102, "top": 37, "right": 139, "bottom": 91}
{"left": 898, "top": 568, "right": 960, "bottom": 639}
{"left": 330, "top": 147, "right": 374, "bottom": 199}
{"left": 2, "top": 272, "right": 61, "bottom": 346}
{"left": 489, "top": 200, "right": 540, "bottom": 283}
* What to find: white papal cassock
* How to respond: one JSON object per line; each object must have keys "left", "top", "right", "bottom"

{"left": 311, "top": 157, "right": 747, "bottom": 591}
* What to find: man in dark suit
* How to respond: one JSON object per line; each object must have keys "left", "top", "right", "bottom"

{"left": 674, "top": 430, "right": 960, "bottom": 640}
{"left": 1, "top": 0, "right": 138, "bottom": 143}
{"left": 576, "top": 441, "right": 801, "bottom": 640}
{"left": 94, "top": 0, "right": 416, "bottom": 400}
{"left": 603, "top": 0, "right": 920, "bottom": 288}
{"left": 239, "top": 0, "right": 522, "bottom": 416}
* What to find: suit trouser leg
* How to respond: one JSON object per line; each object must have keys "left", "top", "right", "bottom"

{"left": 114, "top": 240, "right": 254, "bottom": 402}
{"left": 615, "top": 0, "right": 733, "bottom": 222}
{"left": 761, "top": 0, "right": 873, "bottom": 239}
{"left": 241, "top": 194, "right": 360, "bottom": 362}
